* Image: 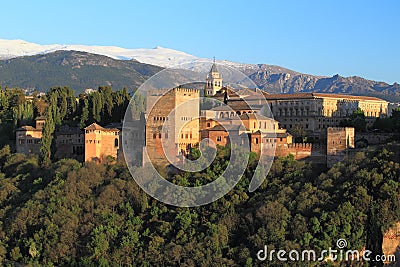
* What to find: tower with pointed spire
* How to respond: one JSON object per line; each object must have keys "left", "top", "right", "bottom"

{"left": 205, "top": 58, "right": 222, "bottom": 96}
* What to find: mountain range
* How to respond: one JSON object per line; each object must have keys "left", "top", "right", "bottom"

{"left": 0, "top": 39, "right": 399, "bottom": 102}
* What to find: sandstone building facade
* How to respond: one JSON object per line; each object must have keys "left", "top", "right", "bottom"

{"left": 326, "top": 127, "right": 355, "bottom": 167}
{"left": 143, "top": 87, "right": 200, "bottom": 165}
{"left": 84, "top": 123, "right": 121, "bottom": 162}
{"left": 263, "top": 93, "right": 388, "bottom": 137}
{"left": 139, "top": 64, "right": 294, "bottom": 166}
{"left": 16, "top": 118, "right": 121, "bottom": 163}
{"left": 211, "top": 90, "right": 388, "bottom": 139}
{"left": 129, "top": 63, "right": 373, "bottom": 166}
{"left": 15, "top": 117, "right": 45, "bottom": 154}
{"left": 54, "top": 125, "right": 84, "bottom": 161}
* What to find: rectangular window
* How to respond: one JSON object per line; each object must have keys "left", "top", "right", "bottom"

{"left": 217, "top": 136, "right": 222, "bottom": 142}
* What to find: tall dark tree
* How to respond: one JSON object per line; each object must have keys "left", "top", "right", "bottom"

{"left": 340, "top": 107, "right": 367, "bottom": 132}
{"left": 91, "top": 91, "right": 103, "bottom": 123}
{"left": 39, "top": 104, "right": 55, "bottom": 165}
{"left": 79, "top": 98, "right": 90, "bottom": 128}
{"left": 99, "top": 86, "right": 113, "bottom": 123}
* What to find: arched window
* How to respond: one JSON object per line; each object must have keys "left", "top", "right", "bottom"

{"left": 115, "top": 138, "right": 119, "bottom": 147}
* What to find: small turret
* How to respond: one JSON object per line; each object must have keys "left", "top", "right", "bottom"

{"left": 35, "top": 116, "right": 46, "bottom": 130}
{"left": 205, "top": 58, "right": 222, "bottom": 96}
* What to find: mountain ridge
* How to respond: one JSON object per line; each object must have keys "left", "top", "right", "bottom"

{"left": 0, "top": 39, "right": 199, "bottom": 67}
{"left": 0, "top": 50, "right": 163, "bottom": 92}
{"left": 0, "top": 39, "right": 399, "bottom": 102}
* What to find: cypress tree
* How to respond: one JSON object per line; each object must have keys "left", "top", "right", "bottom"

{"left": 80, "top": 98, "right": 89, "bottom": 128}
{"left": 39, "top": 94, "right": 58, "bottom": 165}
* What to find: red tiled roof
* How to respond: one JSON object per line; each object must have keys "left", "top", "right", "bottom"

{"left": 238, "top": 113, "right": 275, "bottom": 121}
{"left": 84, "top": 123, "right": 119, "bottom": 131}
{"left": 56, "top": 125, "right": 83, "bottom": 135}
{"left": 228, "top": 101, "right": 257, "bottom": 110}
{"left": 201, "top": 124, "right": 245, "bottom": 132}
{"left": 312, "top": 93, "right": 386, "bottom": 101}
{"left": 15, "top": 126, "right": 41, "bottom": 131}
{"left": 84, "top": 123, "right": 104, "bottom": 130}
{"left": 210, "top": 100, "right": 260, "bottom": 112}
{"left": 263, "top": 92, "right": 386, "bottom": 101}
{"left": 263, "top": 93, "right": 315, "bottom": 100}
{"left": 213, "top": 86, "right": 237, "bottom": 98}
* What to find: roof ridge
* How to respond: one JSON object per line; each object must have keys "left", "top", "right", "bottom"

{"left": 84, "top": 122, "right": 105, "bottom": 130}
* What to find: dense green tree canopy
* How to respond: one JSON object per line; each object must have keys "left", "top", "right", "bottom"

{"left": 0, "top": 143, "right": 398, "bottom": 266}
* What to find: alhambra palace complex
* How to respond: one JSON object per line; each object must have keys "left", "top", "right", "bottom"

{"left": 16, "top": 63, "right": 389, "bottom": 167}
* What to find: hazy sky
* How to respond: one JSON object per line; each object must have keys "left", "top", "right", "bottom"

{"left": 2, "top": 0, "right": 399, "bottom": 83}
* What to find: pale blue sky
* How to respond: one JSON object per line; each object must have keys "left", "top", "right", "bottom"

{"left": 1, "top": 0, "right": 399, "bottom": 83}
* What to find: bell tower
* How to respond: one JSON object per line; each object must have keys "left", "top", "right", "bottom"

{"left": 205, "top": 58, "right": 222, "bottom": 96}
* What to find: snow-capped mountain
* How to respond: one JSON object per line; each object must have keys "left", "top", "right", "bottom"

{"left": 0, "top": 39, "right": 288, "bottom": 73}
{"left": 1, "top": 39, "right": 399, "bottom": 102}
{"left": 0, "top": 39, "right": 201, "bottom": 67}
{"left": 0, "top": 39, "right": 248, "bottom": 69}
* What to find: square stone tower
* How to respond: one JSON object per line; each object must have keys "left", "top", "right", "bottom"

{"left": 327, "top": 127, "right": 355, "bottom": 167}
{"left": 145, "top": 87, "right": 200, "bottom": 166}
{"left": 84, "top": 123, "right": 120, "bottom": 162}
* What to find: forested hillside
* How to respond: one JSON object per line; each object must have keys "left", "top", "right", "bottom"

{"left": 0, "top": 51, "right": 162, "bottom": 94}
{"left": 0, "top": 144, "right": 399, "bottom": 266}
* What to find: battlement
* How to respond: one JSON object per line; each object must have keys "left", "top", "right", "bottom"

{"left": 147, "top": 88, "right": 199, "bottom": 100}
{"left": 274, "top": 142, "right": 326, "bottom": 163}
{"left": 173, "top": 87, "right": 200, "bottom": 94}
{"left": 327, "top": 127, "right": 354, "bottom": 133}
{"left": 287, "top": 143, "right": 312, "bottom": 149}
